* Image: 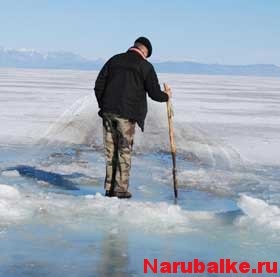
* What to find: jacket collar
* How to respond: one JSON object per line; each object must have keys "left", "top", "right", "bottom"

{"left": 128, "top": 47, "right": 146, "bottom": 59}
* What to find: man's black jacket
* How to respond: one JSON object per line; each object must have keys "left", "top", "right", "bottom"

{"left": 94, "top": 48, "right": 168, "bottom": 131}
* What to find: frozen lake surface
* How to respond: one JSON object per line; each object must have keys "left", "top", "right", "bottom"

{"left": 0, "top": 68, "right": 279, "bottom": 276}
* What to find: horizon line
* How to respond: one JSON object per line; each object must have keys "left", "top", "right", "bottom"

{"left": 1, "top": 45, "right": 279, "bottom": 68}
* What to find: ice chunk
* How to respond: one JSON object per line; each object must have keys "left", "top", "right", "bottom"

{"left": 0, "top": 184, "right": 21, "bottom": 199}
{"left": 1, "top": 170, "right": 20, "bottom": 177}
{"left": 0, "top": 184, "right": 29, "bottom": 222}
{"left": 237, "top": 195, "right": 280, "bottom": 230}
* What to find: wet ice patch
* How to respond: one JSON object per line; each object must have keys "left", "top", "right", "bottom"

{"left": 176, "top": 167, "right": 277, "bottom": 200}
{"left": 178, "top": 168, "right": 235, "bottom": 196}
{"left": 236, "top": 194, "right": 280, "bottom": 230}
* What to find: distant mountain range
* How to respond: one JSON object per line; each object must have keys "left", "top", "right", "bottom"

{"left": 1, "top": 46, "right": 280, "bottom": 77}
{"left": 0, "top": 47, "right": 104, "bottom": 70}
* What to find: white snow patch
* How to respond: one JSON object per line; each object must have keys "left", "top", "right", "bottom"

{"left": 1, "top": 69, "right": 279, "bottom": 166}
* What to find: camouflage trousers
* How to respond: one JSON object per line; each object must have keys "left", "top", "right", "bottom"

{"left": 102, "top": 112, "right": 136, "bottom": 193}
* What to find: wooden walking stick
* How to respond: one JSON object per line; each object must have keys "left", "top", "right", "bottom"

{"left": 164, "top": 83, "right": 178, "bottom": 199}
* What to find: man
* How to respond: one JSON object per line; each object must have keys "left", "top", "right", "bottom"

{"left": 94, "top": 36, "right": 171, "bottom": 199}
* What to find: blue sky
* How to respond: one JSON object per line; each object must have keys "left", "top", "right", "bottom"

{"left": 1, "top": 0, "right": 280, "bottom": 65}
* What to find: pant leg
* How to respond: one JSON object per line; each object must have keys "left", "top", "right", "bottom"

{"left": 102, "top": 114, "right": 118, "bottom": 191}
{"left": 114, "top": 116, "right": 136, "bottom": 192}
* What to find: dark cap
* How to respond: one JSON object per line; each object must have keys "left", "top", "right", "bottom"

{"left": 134, "top": 37, "right": 152, "bottom": 57}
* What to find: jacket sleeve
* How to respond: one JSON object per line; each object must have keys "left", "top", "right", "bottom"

{"left": 144, "top": 65, "right": 169, "bottom": 102}
{"left": 94, "top": 60, "right": 110, "bottom": 108}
